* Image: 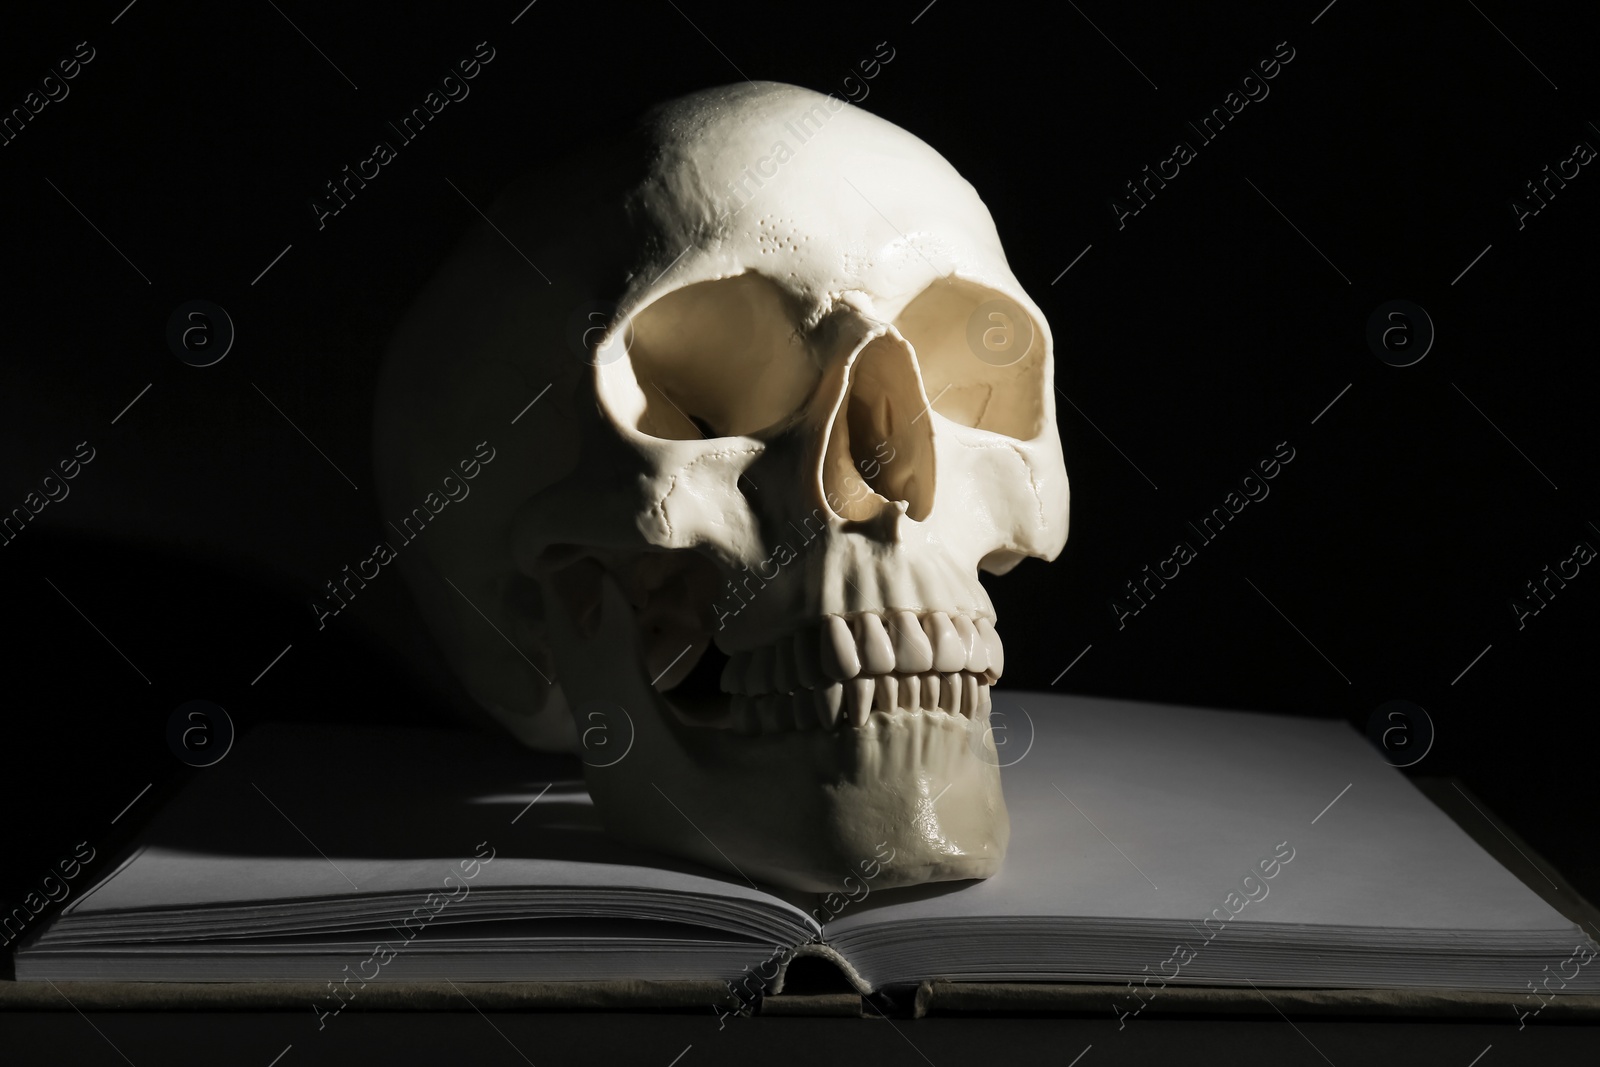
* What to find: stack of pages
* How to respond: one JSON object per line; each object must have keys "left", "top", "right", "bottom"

{"left": 18, "top": 693, "right": 1598, "bottom": 994}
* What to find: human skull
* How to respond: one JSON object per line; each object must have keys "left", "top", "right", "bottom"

{"left": 375, "top": 82, "right": 1068, "bottom": 892}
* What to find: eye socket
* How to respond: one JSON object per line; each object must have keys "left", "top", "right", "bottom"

{"left": 893, "top": 277, "right": 1047, "bottom": 440}
{"left": 618, "top": 272, "right": 817, "bottom": 440}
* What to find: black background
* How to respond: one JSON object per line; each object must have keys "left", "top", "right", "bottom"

{"left": 1, "top": 0, "right": 1597, "bottom": 1056}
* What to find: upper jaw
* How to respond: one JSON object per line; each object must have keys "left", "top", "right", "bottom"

{"left": 674, "top": 608, "right": 1004, "bottom": 735}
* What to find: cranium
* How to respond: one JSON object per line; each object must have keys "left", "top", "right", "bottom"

{"left": 375, "top": 81, "right": 1069, "bottom": 892}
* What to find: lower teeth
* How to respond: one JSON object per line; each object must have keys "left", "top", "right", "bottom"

{"left": 715, "top": 672, "right": 991, "bottom": 734}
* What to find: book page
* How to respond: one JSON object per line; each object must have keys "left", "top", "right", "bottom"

{"left": 67, "top": 722, "right": 816, "bottom": 941}
{"left": 825, "top": 693, "right": 1576, "bottom": 937}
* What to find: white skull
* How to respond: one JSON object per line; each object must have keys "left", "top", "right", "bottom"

{"left": 375, "top": 82, "right": 1069, "bottom": 892}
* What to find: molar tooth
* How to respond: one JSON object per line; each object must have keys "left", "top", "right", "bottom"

{"left": 820, "top": 616, "right": 861, "bottom": 680}
{"left": 756, "top": 692, "right": 786, "bottom": 733}
{"left": 815, "top": 683, "right": 843, "bottom": 731}
{"left": 847, "top": 677, "right": 875, "bottom": 727}
{"left": 962, "top": 673, "right": 979, "bottom": 719}
{"left": 720, "top": 652, "right": 748, "bottom": 695}
{"left": 876, "top": 675, "right": 898, "bottom": 714}
{"left": 795, "top": 626, "right": 821, "bottom": 689}
{"left": 791, "top": 689, "right": 815, "bottom": 731}
{"left": 855, "top": 613, "right": 896, "bottom": 675}
{"left": 901, "top": 673, "right": 921, "bottom": 714}
{"left": 924, "top": 612, "right": 966, "bottom": 673}
{"left": 924, "top": 672, "right": 941, "bottom": 711}
{"left": 940, "top": 672, "right": 962, "bottom": 716}
{"left": 731, "top": 694, "right": 759, "bottom": 736}
{"left": 745, "top": 645, "right": 774, "bottom": 695}
{"left": 889, "top": 609, "right": 934, "bottom": 673}
{"left": 953, "top": 615, "right": 987, "bottom": 674}
{"left": 772, "top": 634, "right": 796, "bottom": 694}
{"left": 977, "top": 617, "right": 1004, "bottom": 680}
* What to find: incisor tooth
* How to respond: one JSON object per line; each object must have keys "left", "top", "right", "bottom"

{"left": 977, "top": 617, "right": 1003, "bottom": 679}
{"left": 962, "top": 674, "right": 979, "bottom": 719}
{"left": 940, "top": 672, "right": 961, "bottom": 715}
{"left": 821, "top": 616, "right": 861, "bottom": 680}
{"left": 795, "top": 627, "right": 821, "bottom": 689}
{"left": 856, "top": 613, "right": 896, "bottom": 675}
{"left": 745, "top": 645, "right": 774, "bottom": 695}
{"left": 901, "top": 674, "right": 921, "bottom": 713}
{"left": 934, "top": 675, "right": 960, "bottom": 716}
{"left": 889, "top": 609, "right": 934, "bottom": 673}
{"left": 953, "top": 615, "right": 987, "bottom": 673}
{"left": 925, "top": 613, "right": 966, "bottom": 673}
{"left": 848, "top": 677, "right": 874, "bottom": 727}
{"left": 876, "top": 675, "right": 898, "bottom": 714}
{"left": 816, "top": 683, "right": 843, "bottom": 730}
{"left": 924, "top": 672, "right": 941, "bottom": 711}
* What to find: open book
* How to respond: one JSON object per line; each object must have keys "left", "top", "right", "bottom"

{"left": 17, "top": 693, "right": 1598, "bottom": 1003}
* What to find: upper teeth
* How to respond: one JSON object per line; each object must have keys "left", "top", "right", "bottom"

{"left": 713, "top": 611, "right": 1002, "bottom": 735}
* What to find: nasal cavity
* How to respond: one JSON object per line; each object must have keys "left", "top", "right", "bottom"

{"left": 821, "top": 332, "right": 936, "bottom": 522}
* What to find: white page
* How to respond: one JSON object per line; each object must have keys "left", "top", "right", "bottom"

{"left": 825, "top": 693, "right": 1578, "bottom": 937}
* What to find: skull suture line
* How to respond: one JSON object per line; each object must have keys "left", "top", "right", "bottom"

{"left": 376, "top": 82, "right": 1069, "bottom": 892}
